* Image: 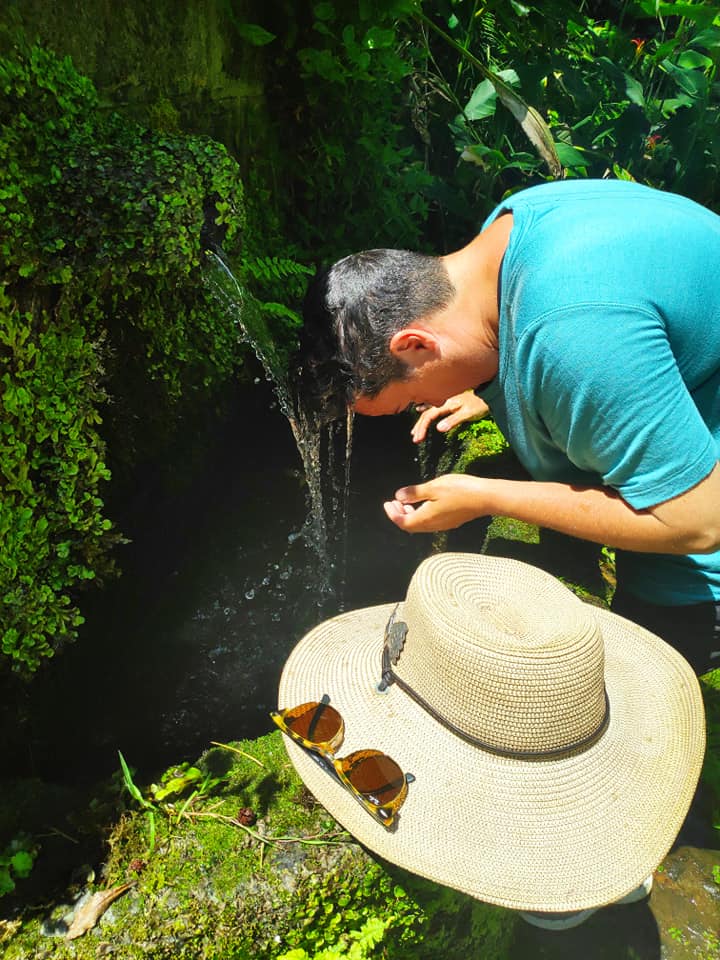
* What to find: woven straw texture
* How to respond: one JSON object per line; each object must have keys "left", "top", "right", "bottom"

{"left": 277, "top": 553, "right": 705, "bottom": 911}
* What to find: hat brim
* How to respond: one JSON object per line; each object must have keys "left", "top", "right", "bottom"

{"left": 277, "top": 602, "right": 705, "bottom": 912}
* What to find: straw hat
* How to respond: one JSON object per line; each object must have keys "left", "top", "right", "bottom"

{"left": 277, "top": 552, "right": 705, "bottom": 912}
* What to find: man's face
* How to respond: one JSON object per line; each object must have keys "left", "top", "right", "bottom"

{"left": 353, "top": 362, "right": 475, "bottom": 416}
{"left": 353, "top": 379, "right": 422, "bottom": 417}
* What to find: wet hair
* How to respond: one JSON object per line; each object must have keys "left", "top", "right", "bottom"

{"left": 293, "top": 249, "right": 455, "bottom": 420}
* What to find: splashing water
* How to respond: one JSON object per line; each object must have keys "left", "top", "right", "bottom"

{"left": 203, "top": 250, "right": 353, "bottom": 608}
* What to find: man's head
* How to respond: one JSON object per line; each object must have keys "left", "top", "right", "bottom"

{"left": 295, "top": 249, "right": 456, "bottom": 419}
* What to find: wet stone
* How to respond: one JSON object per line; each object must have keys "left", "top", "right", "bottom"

{"left": 654, "top": 846, "right": 720, "bottom": 958}
{"left": 508, "top": 844, "right": 720, "bottom": 960}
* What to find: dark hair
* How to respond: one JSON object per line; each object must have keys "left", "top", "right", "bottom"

{"left": 293, "top": 249, "right": 455, "bottom": 420}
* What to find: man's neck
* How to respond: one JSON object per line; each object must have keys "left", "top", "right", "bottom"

{"left": 440, "top": 212, "right": 513, "bottom": 357}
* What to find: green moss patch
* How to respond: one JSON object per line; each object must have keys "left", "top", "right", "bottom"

{"left": 2, "top": 733, "right": 515, "bottom": 959}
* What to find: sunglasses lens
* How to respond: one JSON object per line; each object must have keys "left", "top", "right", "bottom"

{"left": 341, "top": 750, "right": 406, "bottom": 807}
{"left": 281, "top": 700, "right": 343, "bottom": 745}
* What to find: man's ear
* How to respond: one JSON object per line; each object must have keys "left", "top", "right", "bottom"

{"left": 388, "top": 328, "right": 440, "bottom": 368}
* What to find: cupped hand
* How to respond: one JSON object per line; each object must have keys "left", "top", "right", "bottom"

{"left": 411, "top": 391, "right": 490, "bottom": 444}
{"left": 383, "top": 474, "right": 490, "bottom": 533}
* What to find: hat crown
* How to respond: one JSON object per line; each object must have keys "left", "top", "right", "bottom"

{"left": 394, "top": 553, "right": 606, "bottom": 756}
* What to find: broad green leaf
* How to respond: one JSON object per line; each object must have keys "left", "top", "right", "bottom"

{"left": 677, "top": 50, "right": 713, "bottom": 70}
{"left": 658, "top": 95, "right": 696, "bottom": 116}
{"left": 464, "top": 79, "right": 497, "bottom": 120}
{"left": 691, "top": 26, "right": 720, "bottom": 51}
{"left": 623, "top": 72, "right": 645, "bottom": 106}
{"left": 235, "top": 24, "right": 276, "bottom": 46}
{"left": 554, "top": 141, "right": 590, "bottom": 169}
{"left": 661, "top": 58, "right": 708, "bottom": 98}
{"left": 635, "top": 0, "right": 720, "bottom": 23}
{"left": 654, "top": 3, "right": 720, "bottom": 26}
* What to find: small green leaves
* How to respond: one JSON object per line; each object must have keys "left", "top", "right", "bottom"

{"left": 0, "top": 836, "right": 37, "bottom": 899}
{"left": 0, "top": 44, "right": 255, "bottom": 672}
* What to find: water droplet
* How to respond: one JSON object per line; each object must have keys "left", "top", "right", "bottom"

{"left": 245, "top": 589, "right": 255, "bottom": 600}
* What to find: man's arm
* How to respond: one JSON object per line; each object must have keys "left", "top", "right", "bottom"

{"left": 383, "top": 462, "right": 720, "bottom": 554}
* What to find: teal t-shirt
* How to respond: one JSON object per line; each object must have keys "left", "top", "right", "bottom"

{"left": 479, "top": 178, "right": 720, "bottom": 605}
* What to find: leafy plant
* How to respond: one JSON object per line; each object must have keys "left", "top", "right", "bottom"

{"left": 280, "top": 0, "right": 436, "bottom": 256}
{"left": 0, "top": 834, "right": 37, "bottom": 898}
{"left": 278, "top": 916, "right": 392, "bottom": 960}
{"left": 149, "top": 763, "right": 205, "bottom": 803}
{"left": 668, "top": 925, "right": 687, "bottom": 944}
{"left": 118, "top": 751, "right": 157, "bottom": 854}
{"left": 0, "top": 42, "right": 260, "bottom": 670}
{"left": 0, "top": 291, "right": 120, "bottom": 671}
{"left": 277, "top": 858, "right": 512, "bottom": 960}
{"left": 402, "top": 0, "right": 720, "bottom": 239}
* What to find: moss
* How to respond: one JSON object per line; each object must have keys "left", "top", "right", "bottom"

{"left": 436, "top": 419, "right": 512, "bottom": 479}
{"left": 699, "top": 670, "right": 720, "bottom": 833}
{"left": 2, "top": 733, "right": 516, "bottom": 960}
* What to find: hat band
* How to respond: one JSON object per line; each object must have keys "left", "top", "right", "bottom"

{"left": 379, "top": 644, "right": 611, "bottom": 762}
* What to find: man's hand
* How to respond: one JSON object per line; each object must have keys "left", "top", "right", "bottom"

{"left": 411, "top": 391, "right": 490, "bottom": 444}
{"left": 384, "top": 474, "right": 489, "bottom": 533}
{"left": 383, "top": 462, "right": 720, "bottom": 554}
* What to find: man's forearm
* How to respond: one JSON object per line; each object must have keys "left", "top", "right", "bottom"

{"left": 483, "top": 471, "right": 720, "bottom": 555}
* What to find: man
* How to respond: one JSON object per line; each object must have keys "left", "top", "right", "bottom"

{"left": 297, "top": 178, "right": 720, "bottom": 674}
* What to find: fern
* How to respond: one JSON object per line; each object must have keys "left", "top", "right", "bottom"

{"left": 242, "top": 255, "right": 314, "bottom": 285}
{"left": 260, "top": 301, "right": 303, "bottom": 327}
{"left": 278, "top": 915, "right": 393, "bottom": 960}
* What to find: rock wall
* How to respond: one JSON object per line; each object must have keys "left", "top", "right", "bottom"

{"left": 3, "top": 0, "right": 270, "bottom": 168}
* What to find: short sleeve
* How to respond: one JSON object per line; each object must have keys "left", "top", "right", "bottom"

{"left": 518, "top": 303, "right": 717, "bottom": 509}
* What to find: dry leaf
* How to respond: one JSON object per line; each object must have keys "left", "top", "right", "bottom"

{"left": 493, "top": 82, "right": 563, "bottom": 178}
{"left": 0, "top": 919, "right": 22, "bottom": 943}
{"left": 65, "top": 881, "right": 135, "bottom": 940}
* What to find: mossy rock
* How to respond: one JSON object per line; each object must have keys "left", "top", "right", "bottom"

{"left": 1, "top": 733, "right": 516, "bottom": 959}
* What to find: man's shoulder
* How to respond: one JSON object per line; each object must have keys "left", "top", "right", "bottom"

{"left": 484, "top": 178, "right": 692, "bottom": 226}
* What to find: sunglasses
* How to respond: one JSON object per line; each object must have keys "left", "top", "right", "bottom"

{"left": 270, "top": 693, "right": 414, "bottom": 828}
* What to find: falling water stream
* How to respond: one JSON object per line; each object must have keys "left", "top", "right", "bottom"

{"left": 205, "top": 250, "right": 356, "bottom": 606}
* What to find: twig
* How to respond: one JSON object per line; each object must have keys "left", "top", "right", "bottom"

{"left": 209, "top": 741, "right": 267, "bottom": 768}
{"left": 38, "top": 826, "right": 79, "bottom": 844}
{"left": 180, "top": 809, "right": 350, "bottom": 848}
